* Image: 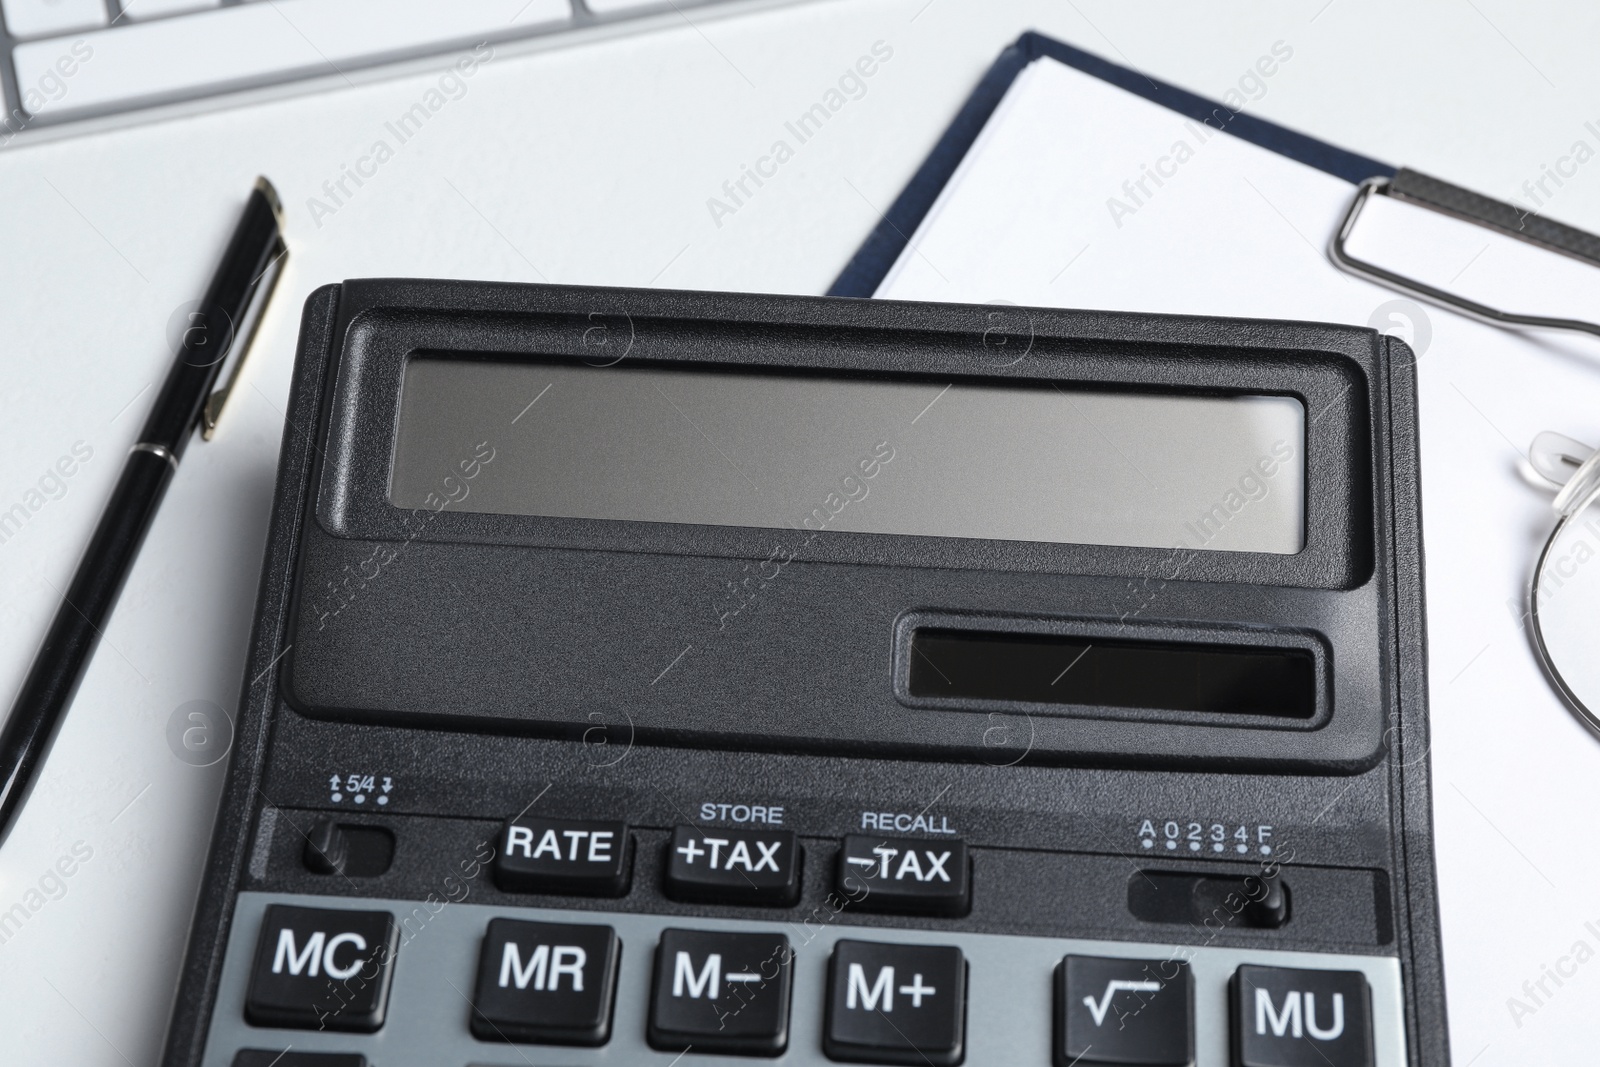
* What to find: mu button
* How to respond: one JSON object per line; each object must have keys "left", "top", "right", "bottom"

{"left": 824, "top": 939, "right": 966, "bottom": 1066}
{"left": 470, "top": 918, "right": 620, "bottom": 1046}
{"left": 244, "top": 905, "right": 397, "bottom": 1032}
{"left": 648, "top": 929, "right": 793, "bottom": 1056}
{"left": 837, "top": 834, "right": 969, "bottom": 916}
{"left": 1056, "top": 956, "right": 1193, "bottom": 1066}
{"left": 664, "top": 825, "right": 801, "bottom": 906}
{"left": 1231, "top": 965, "right": 1373, "bottom": 1067}
{"left": 493, "top": 815, "right": 632, "bottom": 896}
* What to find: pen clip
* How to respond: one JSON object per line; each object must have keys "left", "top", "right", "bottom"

{"left": 202, "top": 178, "right": 288, "bottom": 441}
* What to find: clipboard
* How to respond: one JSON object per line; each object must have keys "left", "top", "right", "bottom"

{"left": 830, "top": 29, "right": 1600, "bottom": 341}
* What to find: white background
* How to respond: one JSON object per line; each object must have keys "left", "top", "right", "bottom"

{"left": 0, "top": 0, "right": 1597, "bottom": 1063}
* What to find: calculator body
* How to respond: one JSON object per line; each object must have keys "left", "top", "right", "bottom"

{"left": 161, "top": 280, "right": 1446, "bottom": 1067}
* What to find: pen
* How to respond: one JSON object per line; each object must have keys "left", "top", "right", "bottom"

{"left": 0, "top": 177, "right": 286, "bottom": 845}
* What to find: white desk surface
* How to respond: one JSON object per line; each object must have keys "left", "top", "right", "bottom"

{"left": 0, "top": 1, "right": 1596, "bottom": 1063}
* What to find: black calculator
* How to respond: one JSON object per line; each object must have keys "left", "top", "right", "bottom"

{"left": 160, "top": 280, "right": 1447, "bottom": 1067}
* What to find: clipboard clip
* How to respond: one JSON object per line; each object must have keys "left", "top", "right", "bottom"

{"left": 1330, "top": 169, "right": 1600, "bottom": 340}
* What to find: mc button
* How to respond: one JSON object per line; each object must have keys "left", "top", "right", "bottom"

{"left": 1232, "top": 965, "right": 1373, "bottom": 1067}
{"left": 244, "top": 905, "right": 397, "bottom": 1032}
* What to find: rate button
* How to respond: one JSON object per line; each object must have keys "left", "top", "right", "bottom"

{"left": 493, "top": 815, "right": 632, "bottom": 897}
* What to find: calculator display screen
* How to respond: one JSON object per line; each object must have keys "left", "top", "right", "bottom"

{"left": 389, "top": 356, "right": 1305, "bottom": 553}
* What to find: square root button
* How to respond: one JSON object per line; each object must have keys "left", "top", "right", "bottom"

{"left": 648, "top": 929, "right": 793, "bottom": 1056}
{"left": 470, "top": 919, "right": 620, "bottom": 1046}
{"left": 824, "top": 939, "right": 966, "bottom": 1066}
{"left": 244, "top": 905, "right": 397, "bottom": 1032}
{"left": 1231, "top": 965, "right": 1373, "bottom": 1067}
{"left": 1056, "top": 956, "right": 1193, "bottom": 1066}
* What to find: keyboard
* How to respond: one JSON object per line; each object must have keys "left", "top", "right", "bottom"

{"left": 0, "top": 0, "right": 804, "bottom": 140}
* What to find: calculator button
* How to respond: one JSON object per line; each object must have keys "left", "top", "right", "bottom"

{"left": 647, "top": 929, "right": 793, "bottom": 1055}
{"left": 244, "top": 905, "right": 397, "bottom": 1032}
{"left": 493, "top": 815, "right": 631, "bottom": 896}
{"left": 824, "top": 939, "right": 966, "bottom": 1065}
{"left": 836, "top": 834, "right": 970, "bottom": 915}
{"left": 232, "top": 1053, "right": 366, "bottom": 1067}
{"left": 1056, "top": 956, "right": 1193, "bottom": 1066}
{"left": 664, "top": 825, "right": 801, "bottom": 906}
{"left": 1231, "top": 966, "right": 1373, "bottom": 1067}
{"left": 470, "top": 918, "right": 620, "bottom": 1046}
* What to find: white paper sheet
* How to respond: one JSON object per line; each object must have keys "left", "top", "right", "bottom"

{"left": 876, "top": 55, "right": 1600, "bottom": 1064}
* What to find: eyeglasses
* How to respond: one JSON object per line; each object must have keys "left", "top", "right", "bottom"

{"left": 1526, "top": 431, "right": 1600, "bottom": 734}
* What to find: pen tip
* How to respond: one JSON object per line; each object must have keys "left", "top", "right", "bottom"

{"left": 253, "top": 175, "right": 285, "bottom": 229}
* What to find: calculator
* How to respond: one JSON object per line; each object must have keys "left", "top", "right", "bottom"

{"left": 160, "top": 280, "right": 1447, "bottom": 1067}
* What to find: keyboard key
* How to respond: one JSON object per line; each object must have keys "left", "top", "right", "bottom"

{"left": 1231, "top": 965, "right": 1373, "bottom": 1067}
{"left": 471, "top": 918, "right": 620, "bottom": 1046}
{"left": 824, "top": 939, "right": 966, "bottom": 1066}
{"left": 12, "top": 0, "right": 571, "bottom": 120}
{"left": 0, "top": 0, "right": 104, "bottom": 40}
{"left": 836, "top": 834, "right": 969, "bottom": 916}
{"left": 664, "top": 825, "right": 801, "bottom": 906}
{"left": 244, "top": 905, "right": 397, "bottom": 1032}
{"left": 494, "top": 814, "right": 631, "bottom": 896}
{"left": 1056, "top": 956, "right": 1192, "bottom": 1066}
{"left": 648, "top": 929, "right": 793, "bottom": 1055}
{"left": 120, "top": 0, "right": 222, "bottom": 21}
{"left": 232, "top": 1053, "right": 366, "bottom": 1067}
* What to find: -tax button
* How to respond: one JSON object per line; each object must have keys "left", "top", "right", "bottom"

{"left": 494, "top": 815, "right": 632, "bottom": 896}
{"left": 244, "top": 905, "right": 397, "bottom": 1032}
{"left": 837, "top": 835, "right": 969, "bottom": 916}
{"left": 1231, "top": 965, "right": 1373, "bottom": 1067}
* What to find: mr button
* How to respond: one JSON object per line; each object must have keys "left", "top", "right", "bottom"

{"left": 648, "top": 929, "right": 794, "bottom": 1055}
{"left": 825, "top": 940, "right": 966, "bottom": 1066}
{"left": 1056, "top": 956, "right": 1192, "bottom": 1066}
{"left": 1232, "top": 966, "right": 1373, "bottom": 1067}
{"left": 494, "top": 815, "right": 631, "bottom": 896}
{"left": 245, "top": 905, "right": 397, "bottom": 1032}
{"left": 837, "top": 835, "right": 969, "bottom": 916}
{"left": 471, "top": 918, "right": 620, "bottom": 1046}
{"left": 665, "top": 825, "right": 800, "bottom": 906}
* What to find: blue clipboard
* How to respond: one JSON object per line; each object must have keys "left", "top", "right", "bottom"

{"left": 827, "top": 28, "right": 1600, "bottom": 328}
{"left": 827, "top": 31, "right": 1394, "bottom": 299}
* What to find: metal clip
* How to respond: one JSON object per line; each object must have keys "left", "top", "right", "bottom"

{"left": 202, "top": 177, "right": 288, "bottom": 440}
{"left": 1329, "top": 173, "right": 1600, "bottom": 341}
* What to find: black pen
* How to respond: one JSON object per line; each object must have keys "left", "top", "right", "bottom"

{"left": 0, "top": 177, "right": 286, "bottom": 845}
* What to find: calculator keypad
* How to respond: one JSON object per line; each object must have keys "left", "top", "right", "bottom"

{"left": 209, "top": 893, "right": 1406, "bottom": 1066}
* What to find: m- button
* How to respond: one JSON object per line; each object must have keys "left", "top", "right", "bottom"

{"left": 1231, "top": 965, "right": 1373, "bottom": 1067}
{"left": 244, "top": 905, "right": 397, "bottom": 1032}
{"left": 665, "top": 825, "right": 801, "bottom": 906}
{"left": 836, "top": 834, "right": 969, "bottom": 916}
{"left": 824, "top": 939, "right": 966, "bottom": 1065}
{"left": 493, "top": 815, "right": 632, "bottom": 896}
{"left": 648, "top": 928, "right": 794, "bottom": 1055}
